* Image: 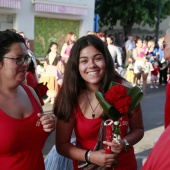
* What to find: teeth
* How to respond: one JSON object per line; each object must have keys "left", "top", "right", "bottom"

{"left": 88, "top": 71, "right": 98, "bottom": 75}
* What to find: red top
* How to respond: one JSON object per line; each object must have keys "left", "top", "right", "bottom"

{"left": 26, "top": 71, "right": 44, "bottom": 106}
{"left": 165, "top": 81, "right": 170, "bottom": 128}
{"left": 142, "top": 125, "right": 170, "bottom": 170}
{"left": 0, "top": 85, "right": 49, "bottom": 170}
{"left": 26, "top": 71, "right": 37, "bottom": 90}
{"left": 151, "top": 67, "right": 160, "bottom": 76}
{"left": 73, "top": 106, "right": 137, "bottom": 170}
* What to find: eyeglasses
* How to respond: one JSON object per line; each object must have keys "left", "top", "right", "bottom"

{"left": 162, "top": 41, "right": 170, "bottom": 49}
{"left": 3, "top": 55, "right": 32, "bottom": 65}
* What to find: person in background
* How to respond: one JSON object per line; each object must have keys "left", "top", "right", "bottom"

{"left": 116, "top": 32, "right": 125, "bottom": 49}
{"left": 86, "top": 31, "right": 96, "bottom": 35}
{"left": 60, "top": 32, "right": 76, "bottom": 64}
{"left": 54, "top": 35, "right": 144, "bottom": 170}
{"left": 96, "top": 32, "right": 106, "bottom": 43}
{"left": 115, "top": 32, "right": 126, "bottom": 65}
{"left": 0, "top": 30, "right": 55, "bottom": 170}
{"left": 106, "top": 34, "right": 123, "bottom": 67}
{"left": 106, "top": 34, "right": 124, "bottom": 76}
{"left": 25, "top": 58, "right": 44, "bottom": 105}
{"left": 146, "top": 40, "right": 158, "bottom": 63}
{"left": 41, "top": 42, "right": 64, "bottom": 104}
{"left": 157, "top": 37, "right": 169, "bottom": 86}
{"left": 142, "top": 40, "right": 149, "bottom": 54}
{"left": 18, "top": 31, "right": 39, "bottom": 81}
{"left": 141, "top": 28, "right": 170, "bottom": 169}
{"left": 150, "top": 61, "right": 160, "bottom": 89}
{"left": 133, "top": 38, "right": 148, "bottom": 93}
{"left": 125, "top": 35, "right": 136, "bottom": 68}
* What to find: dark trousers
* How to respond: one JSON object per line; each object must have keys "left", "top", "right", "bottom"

{"left": 159, "top": 68, "right": 168, "bottom": 84}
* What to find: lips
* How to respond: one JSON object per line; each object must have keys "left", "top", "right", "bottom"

{"left": 19, "top": 70, "right": 27, "bottom": 74}
{"left": 87, "top": 71, "right": 99, "bottom": 75}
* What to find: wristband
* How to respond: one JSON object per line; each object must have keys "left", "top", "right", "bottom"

{"left": 85, "top": 150, "right": 92, "bottom": 163}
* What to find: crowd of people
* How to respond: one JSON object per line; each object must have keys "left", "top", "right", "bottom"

{"left": 87, "top": 31, "right": 169, "bottom": 94}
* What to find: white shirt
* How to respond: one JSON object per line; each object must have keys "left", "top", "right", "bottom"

{"left": 108, "top": 45, "right": 123, "bottom": 66}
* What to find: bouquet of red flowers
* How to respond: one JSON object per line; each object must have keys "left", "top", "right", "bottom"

{"left": 95, "top": 81, "right": 143, "bottom": 154}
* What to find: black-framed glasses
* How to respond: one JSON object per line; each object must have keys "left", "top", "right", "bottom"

{"left": 163, "top": 41, "right": 170, "bottom": 49}
{"left": 3, "top": 55, "right": 32, "bottom": 65}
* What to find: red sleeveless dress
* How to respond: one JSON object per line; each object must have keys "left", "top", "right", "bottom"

{"left": 164, "top": 81, "right": 170, "bottom": 128}
{"left": 73, "top": 106, "right": 137, "bottom": 170}
{"left": 0, "top": 85, "right": 49, "bottom": 170}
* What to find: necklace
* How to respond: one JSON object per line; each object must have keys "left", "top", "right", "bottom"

{"left": 85, "top": 90, "right": 100, "bottom": 119}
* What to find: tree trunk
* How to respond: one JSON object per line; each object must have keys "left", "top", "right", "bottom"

{"left": 123, "top": 23, "right": 134, "bottom": 36}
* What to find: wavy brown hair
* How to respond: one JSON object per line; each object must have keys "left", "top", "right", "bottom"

{"left": 53, "top": 35, "right": 117, "bottom": 121}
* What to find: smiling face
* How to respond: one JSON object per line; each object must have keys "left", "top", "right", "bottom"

{"left": 0, "top": 42, "right": 28, "bottom": 85}
{"left": 78, "top": 45, "right": 106, "bottom": 88}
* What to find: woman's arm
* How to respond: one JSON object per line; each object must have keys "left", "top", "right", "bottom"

{"left": 60, "top": 43, "right": 69, "bottom": 59}
{"left": 122, "top": 80, "right": 144, "bottom": 145}
{"left": 27, "top": 85, "right": 55, "bottom": 132}
{"left": 124, "top": 104, "right": 144, "bottom": 145}
{"left": 56, "top": 117, "right": 115, "bottom": 168}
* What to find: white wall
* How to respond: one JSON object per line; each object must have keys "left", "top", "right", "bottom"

{"left": 0, "top": 0, "right": 95, "bottom": 39}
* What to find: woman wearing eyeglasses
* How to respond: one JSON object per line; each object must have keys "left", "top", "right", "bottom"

{"left": 0, "top": 30, "right": 55, "bottom": 170}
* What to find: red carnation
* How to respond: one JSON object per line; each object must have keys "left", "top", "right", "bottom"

{"left": 104, "top": 84, "right": 132, "bottom": 114}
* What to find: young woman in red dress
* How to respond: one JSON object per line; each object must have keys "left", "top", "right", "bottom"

{"left": 54, "top": 35, "right": 144, "bottom": 170}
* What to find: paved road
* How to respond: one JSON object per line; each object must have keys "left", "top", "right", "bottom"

{"left": 42, "top": 84, "right": 166, "bottom": 170}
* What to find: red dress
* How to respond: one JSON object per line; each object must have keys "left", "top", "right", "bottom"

{"left": 142, "top": 125, "right": 170, "bottom": 170}
{"left": 73, "top": 106, "right": 137, "bottom": 170}
{"left": 164, "top": 81, "right": 170, "bottom": 128}
{"left": 0, "top": 85, "right": 49, "bottom": 170}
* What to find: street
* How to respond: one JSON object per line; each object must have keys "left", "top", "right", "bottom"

{"left": 42, "top": 84, "right": 166, "bottom": 170}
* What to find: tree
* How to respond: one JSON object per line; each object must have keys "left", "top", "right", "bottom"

{"left": 95, "top": 0, "right": 170, "bottom": 36}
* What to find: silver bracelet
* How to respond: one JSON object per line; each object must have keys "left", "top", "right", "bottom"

{"left": 87, "top": 150, "right": 92, "bottom": 163}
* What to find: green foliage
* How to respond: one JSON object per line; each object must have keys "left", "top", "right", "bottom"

{"left": 95, "top": 0, "right": 170, "bottom": 34}
{"left": 95, "top": 81, "right": 144, "bottom": 121}
{"left": 34, "top": 17, "right": 79, "bottom": 58}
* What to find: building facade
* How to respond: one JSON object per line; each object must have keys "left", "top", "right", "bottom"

{"left": 0, "top": 0, "right": 95, "bottom": 57}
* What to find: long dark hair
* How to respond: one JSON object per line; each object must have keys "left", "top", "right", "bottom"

{"left": 46, "top": 42, "right": 58, "bottom": 55}
{"left": 45, "top": 42, "right": 61, "bottom": 65}
{"left": 0, "top": 30, "right": 25, "bottom": 63}
{"left": 53, "top": 35, "right": 116, "bottom": 121}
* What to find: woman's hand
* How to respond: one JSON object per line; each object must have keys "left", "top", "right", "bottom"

{"left": 37, "top": 113, "right": 56, "bottom": 132}
{"left": 103, "top": 139, "right": 125, "bottom": 157}
{"left": 90, "top": 149, "right": 116, "bottom": 168}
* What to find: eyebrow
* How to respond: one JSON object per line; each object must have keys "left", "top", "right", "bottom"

{"left": 79, "top": 53, "right": 103, "bottom": 58}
